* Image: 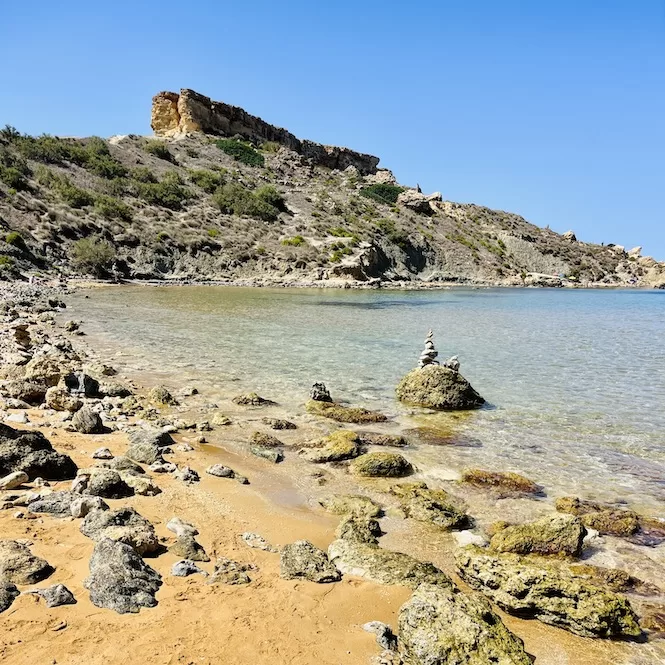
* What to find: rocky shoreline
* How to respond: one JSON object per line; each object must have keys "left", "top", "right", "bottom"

{"left": 0, "top": 279, "right": 664, "bottom": 665}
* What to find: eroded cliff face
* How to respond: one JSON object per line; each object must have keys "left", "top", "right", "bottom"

{"left": 150, "top": 89, "right": 380, "bottom": 175}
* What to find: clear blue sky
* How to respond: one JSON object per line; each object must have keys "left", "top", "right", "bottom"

{"left": 2, "top": 1, "right": 664, "bottom": 259}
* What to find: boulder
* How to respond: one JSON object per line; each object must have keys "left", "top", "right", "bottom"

{"left": 0, "top": 582, "right": 19, "bottom": 612}
{"left": 309, "top": 382, "right": 332, "bottom": 402}
{"left": 249, "top": 447, "right": 283, "bottom": 464}
{"left": 28, "top": 491, "right": 76, "bottom": 516}
{"left": 232, "top": 392, "right": 276, "bottom": 406}
{"left": 206, "top": 464, "right": 236, "bottom": 478}
{"left": 335, "top": 515, "right": 382, "bottom": 545}
{"left": 249, "top": 431, "right": 284, "bottom": 448}
{"left": 92, "top": 447, "right": 113, "bottom": 460}
{"left": 173, "top": 466, "right": 200, "bottom": 483}
{"left": 44, "top": 386, "right": 83, "bottom": 412}
{"left": 461, "top": 469, "right": 541, "bottom": 497}
{"left": 126, "top": 429, "right": 174, "bottom": 464}
{"left": 208, "top": 557, "right": 254, "bottom": 585}
{"left": 120, "top": 472, "right": 161, "bottom": 496}
{"left": 555, "top": 496, "right": 640, "bottom": 536}
{"left": 300, "top": 430, "right": 361, "bottom": 463}
{"left": 280, "top": 540, "right": 341, "bottom": 583}
{"left": 70, "top": 495, "right": 109, "bottom": 518}
{"left": 63, "top": 371, "right": 99, "bottom": 397}
{"left": 23, "top": 356, "right": 65, "bottom": 386}
{"left": 0, "top": 539, "right": 53, "bottom": 584}
{"left": 81, "top": 468, "right": 133, "bottom": 499}
{"left": 261, "top": 417, "right": 296, "bottom": 430}
{"left": 166, "top": 517, "right": 199, "bottom": 538}
{"left": 396, "top": 365, "right": 485, "bottom": 410}
{"left": 455, "top": 547, "right": 642, "bottom": 638}
{"left": 71, "top": 407, "right": 104, "bottom": 434}
{"left": 242, "top": 532, "right": 278, "bottom": 553}
{"left": 0, "top": 470, "right": 28, "bottom": 490}
{"left": 350, "top": 452, "right": 413, "bottom": 478}
{"left": 85, "top": 538, "right": 162, "bottom": 614}
{"left": 327, "top": 539, "right": 452, "bottom": 589}
{"left": 102, "top": 456, "right": 145, "bottom": 474}
{"left": 319, "top": 494, "right": 382, "bottom": 518}
{"left": 28, "top": 583, "right": 76, "bottom": 607}
{"left": 81, "top": 507, "right": 159, "bottom": 555}
{"left": 148, "top": 385, "right": 177, "bottom": 406}
{"left": 397, "top": 583, "right": 532, "bottom": 665}
{"left": 356, "top": 432, "right": 407, "bottom": 447}
{"left": 396, "top": 189, "right": 439, "bottom": 214}
{"left": 391, "top": 482, "right": 470, "bottom": 530}
{"left": 169, "top": 536, "right": 209, "bottom": 562}
{"left": 2, "top": 379, "right": 49, "bottom": 404}
{"left": 305, "top": 399, "right": 388, "bottom": 423}
{"left": 489, "top": 514, "right": 586, "bottom": 557}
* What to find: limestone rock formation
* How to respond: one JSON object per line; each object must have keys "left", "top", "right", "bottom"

{"left": 300, "top": 430, "right": 361, "bottom": 463}
{"left": 305, "top": 399, "right": 388, "bottom": 423}
{"left": 461, "top": 468, "right": 542, "bottom": 497}
{"left": 71, "top": 406, "right": 103, "bottom": 434}
{"left": 319, "top": 494, "right": 383, "bottom": 518}
{"left": 0, "top": 539, "right": 54, "bottom": 584}
{"left": 396, "top": 365, "right": 485, "bottom": 410}
{"left": 335, "top": 514, "right": 382, "bottom": 545}
{"left": 80, "top": 507, "right": 159, "bottom": 556}
{"left": 350, "top": 452, "right": 413, "bottom": 478}
{"left": 391, "top": 482, "right": 470, "bottom": 530}
{"left": 280, "top": 540, "right": 341, "bottom": 583}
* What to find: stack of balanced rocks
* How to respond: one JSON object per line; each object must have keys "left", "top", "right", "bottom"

{"left": 396, "top": 330, "right": 485, "bottom": 410}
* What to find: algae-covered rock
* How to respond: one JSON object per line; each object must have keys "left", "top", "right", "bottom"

{"left": 398, "top": 583, "right": 532, "bottom": 665}
{"left": 232, "top": 392, "right": 276, "bottom": 406}
{"left": 396, "top": 365, "right": 485, "bottom": 410}
{"left": 350, "top": 452, "right": 413, "bottom": 478}
{"left": 555, "top": 496, "right": 640, "bottom": 536}
{"left": 249, "top": 431, "right": 284, "bottom": 448}
{"left": 489, "top": 513, "right": 586, "bottom": 557}
{"left": 148, "top": 385, "right": 178, "bottom": 406}
{"left": 280, "top": 540, "right": 340, "bottom": 583}
{"left": 455, "top": 546, "right": 642, "bottom": 638}
{"left": 391, "top": 482, "right": 470, "bottom": 530}
{"left": 300, "top": 430, "right": 361, "bottom": 463}
{"left": 461, "top": 468, "right": 541, "bottom": 497}
{"left": 356, "top": 432, "right": 408, "bottom": 447}
{"left": 305, "top": 399, "right": 388, "bottom": 424}
{"left": 327, "top": 539, "right": 452, "bottom": 589}
{"left": 335, "top": 514, "right": 382, "bottom": 545}
{"left": 261, "top": 417, "right": 296, "bottom": 430}
{"left": 319, "top": 494, "right": 383, "bottom": 518}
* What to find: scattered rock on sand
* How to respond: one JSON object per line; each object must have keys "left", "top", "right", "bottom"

{"left": 81, "top": 468, "right": 134, "bottom": 499}
{"left": 280, "top": 540, "right": 341, "bottom": 583}
{"left": 70, "top": 495, "right": 109, "bottom": 518}
{"left": 126, "top": 429, "right": 174, "bottom": 464}
{"left": 261, "top": 417, "right": 296, "bottom": 430}
{"left": 250, "top": 447, "right": 283, "bottom": 464}
{"left": 319, "top": 495, "right": 383, "bottom": 518}
{"left": 28, "top": 583, "right": 76, "bottom": 607}
{"left": 28, "top": 491, "right": 76, "bottom": 516}
{"left": 489, "top": 514, "right": 586, "bottom": 557}
{"left": 174, "top": 466, "right": 200, "bottom": 483}
{"left": 397, "top": 582, "right": 532, "bottom": 665}
{"left": 44, "top": 386, "right": 83, "bottom": 413}
{"left": 0, "top": 582, "right": 19, "bottom": 612}
{"left": 232, "top": 393, "right": 276, "bottom": 406}
{"left": 71, "top": 406, "right": 103, "bottom": 434}
{"left": 455, "top": 546, "right": 642, "bottom": 638}
{"left": 148, "top": 385, "right": 178, "bottom": 406}
{"left": 206, "top": 464, "right": 235, "bottom": 478}
{"left": 169, "top": 536, "right": 209, "bottom": 562}
{"left": 120, "top": 472, "right": 161, "bottom": 496}
{"left": 300, "top": 430, "right": 361, "bottom": 463}
{"left": 92, "top": 447, "right": 113, "bottom": 460}
{"left": 335, "top": 514, "right": 382, "bottom": 545}
{"left": 81, "top": 507, "right": 159, "bottom": 555}
{"left": 167, "top": 518, "right": 199, "bottom": 538}
{"left": 0, "top": 470, "right": 28, "bottom": 490}
{"left": 391, "top": 482, "right": 470, "bottom": 530}
{"left": 305, "top": 400, "right": 388, "bottom": 424}
{"left": 396, "top": 365, "right": 485, "bottom": 410}
{"left": 0, "top": 539, "right": 54, "bottom": 584}
{"left": 362, "top": 621, "right": 397, "bottom": 651}
{"left": 172, "top": 560, "right": 207, "bottom": 577}
{"left": 250, "top": 431, "right": 284, "bottom": 448}
{"left": 461, "top": 468, "right": 542, "bottom": 497}
{"left": 350, "top": 452, "right": 413, "bottom": 478}
{"left": 85, "top": 538, "right": 162, "bottom": 614}
{"left": 242, "top": 532, "right": 278, "bottom": 553}
{"left": 102, "top": 456, "right": 145, "bottom": 474}
{"left": 208, "top": 557, "right": 254, "bottom": 585}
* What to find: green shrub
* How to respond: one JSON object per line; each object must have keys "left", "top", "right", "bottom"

{"left": 189, "top": 169, "right": 224, "bottom": 193}
{"left": 71, "top": 237, "right": 115, "bottom": 276}
{"left": 130, "top": 166, "right": 157, "bottom": 183}
{"left": 156, "top": 231, "right": 170, "bottom": 242}
{"left": 144, "top": 140, "right": 175, "bottom": 162}
{"left": 328, "top": 227, "right": 354, "bottom": 237}
{"left": 255, "top": 184, "right": 286, "bottom": 211}
{"left": 330, "top": 246, "right": 353, "bottom": 262}
{"left": 94, "top": 195, "right": 132, "bottom": 221}
{"left": 5, "top": 231, "right": 23, "bottom": 246}
{"left": 360, "top": 183, "right": 404, "bottom": 205}
{"left": 0, "top": 167, "right": 29, "bottom": 191}
{"left": 207, "top": 228, "right": 220, "bottom": 237}
{"left": 255, "top": 246, "right": 266, "bottom": 255}
{"left": 281, "top": 235, "right": 305, "bottom": 246}
{"left": 216, "top": 139, "right": 264, "bottom": 167}
{"left": 84, "top": 138, "right": 127, "bottom": 179}
{"left": 0, "top": 125, "right": 20, "bottom": 142}
{"left": 260, "top": 141, "right": 281, "bottom": 153}
{"left": 0, "top": 255, "right": 15, "bottom": 270}
{"left": 212, "top": 182, "right": 279, "bottom": 221}
{"left": 36, "top": 168, "right": 94, "bottom": 208}
{"left": 134, "top": 171, "right": 192, "bottom": 210}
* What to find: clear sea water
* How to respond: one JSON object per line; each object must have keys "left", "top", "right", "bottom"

{"left": 68, "top": 286, "right": 665, "bottom": 514}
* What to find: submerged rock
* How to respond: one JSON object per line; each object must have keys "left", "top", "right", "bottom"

{"left": 0, "top": 539, "right": 54, "bottom": 584}
{"left": 356, "top": 432, "right": 408, "bottom": 447}
{"left": 305, "top": 399, "right": 388, "bottom": 424}
{"left": 261, "top": 417, "right": 296, "bottom": 430}
{"left": 350, "top": 452, "right": 413, "bottom": 478}
{"left": 555, "top": 496, "right": 640, "bottom": 536}
{"left": 397, "top": 583, "right": 532, "bottom": 665}
{"left": 455, "top": 547, "right": 642, "bottom": 638}
{"left": 396, "top": 365, "right": 485, "bottom": 410}
{"left": 300, "top": 430, "right": 361, "bottom": 463}
{"left": 319, "top": 494, "right": 383, "bottom": 518}
{"left": 81, "top": 507, "right": 159, "bottom": 555}
{"left": 489, "top": 513, "right": 586, "bottom": 557}
{"left": 461, "top": 468, "right": 542, "bottom": 497}
{"left": 280, "top": 540, "right": 341, "bottom": 583}
{"left": 391, "top": 482, "right": 470, "bottom": 530}
{"left": 232, "top": 392, "right": 276, "bottom": 406}
{"left": 85, "top": 538, "right": 162, "bottom": 614}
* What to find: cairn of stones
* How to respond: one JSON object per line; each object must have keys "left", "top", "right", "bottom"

{"left": 418, "top": 330, "right": 439, "bottom": 368}
{"left": 443, "top": 355, "right": 460, "bottom": 372}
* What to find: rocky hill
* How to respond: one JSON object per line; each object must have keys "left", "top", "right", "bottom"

{"left": 0, "top": 88, "right": 662, "bottom": 287}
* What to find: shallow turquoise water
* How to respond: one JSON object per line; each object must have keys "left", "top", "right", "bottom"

{"left": 68, "top": 286, "right": 665, "bottom": 512}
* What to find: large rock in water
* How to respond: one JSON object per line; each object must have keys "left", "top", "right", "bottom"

{"left": 398, "top": 583, "right": 532, "bottom": 665}
{"left": 396, "top": 365, "right": 485, "bottom": 410}
{"left": 0, "top": 423, "right": 77, "bottom": 480}
{"left": 85, "top": 538, "right": 162, "bottom": 614}
{"left": 455, "top": 547, "right": 642, "bottom": 638}
{"left": 391, "top": 482, "right": 470, "bottom": 530}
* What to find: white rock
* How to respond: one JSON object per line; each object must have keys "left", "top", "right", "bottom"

{"left": 167, "top": 517, "right": 198, "bottom": 538}
{"left": 0, "top": 471, "right": 29, "bottom": 490}
{"left": 452, "top": 530, "right": 487, "bottom": 547}
{"left": 5, "top": 412, "right": 29, "bottom": 424}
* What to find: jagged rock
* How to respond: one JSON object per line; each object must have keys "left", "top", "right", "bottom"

{"left": 23, "top": 356, "right": 65, "bottom": 386}
{"left": 327, "top": 539, "right": 451, "bottom": 589}
{"left": 567, "top": 563, "right": 657, "bottom": 594}
{"left": 242, "top": 532, "right": 278, "bottom": 553}
{"left": 319, "top": 494, "right": 383, "bottom": 518}
{"left": 92, "top": 447, "right": 113, "bottom": 460}
{"left": 167, "top": 517, "right": 199, "bottom": 538}
{"left": 2, "top": 379, "right": 49, "bottom": 404}
{"left": 335, "top": 514, "right": 382, "bottom": 545}
{"left": 28, "top": 491, "right": 76, "bottom": 516}
{"left": 563, "top": 230, "right": 577, "bottom": 242}
{"left": 126, "top": 429, "right": 174, "bottom": 464}
{"left": 305, "top": 399, "right": 388, "bottom": 423}
{"left": 396, "top": 189, "right": 440, "bottom": 215}
{"left": 350, "top": 452, "right": 413, "bottom": 478}
{"left": 397, "top": 583, "right": 532, "bottom": 665}
{"left": 148, "top": 385, "right": 178, "bottom": 406}
{"left": 250, "top": 447, "right": 283, "bottom": 463}
{"left": 70, "top": 495, "right": 109, "bottom": 518}
{"left": 206, "top": 464, "right": 235, "bottom": 478}
{"left": 455, "top": 547, "right": 642, "bottom": 638}
{"left": 232, "top": 392, "right": 276, "bottom": 406}
{"left": 174, "top": 465, "right": 200, "bottom": 483}
{"left": 120, "top": 472, "right": 160, "bottom": 496}
{"left": 249, "top": 431, "right": 284, "bottom": 448}
{"left": 0, "top": 582, "right": 19, "bottom": 612}
{"left": 71, "top": 407, "right": 103, "bottom": 434}
{"left": 390, "top": 482, "right": 470, "bottom": 530}
{"left": 28, "top": 583, "right": 76, "bottom": 607}
{"left": 211, "top": 413, "right": 232, "bottom": 426}
{"left": 81, "top": 468, "right": 133, "bottom": 499}
{"left": 4, "top": 412, "right": 28, "bottom": 424}
{"left": 461, "top": 468, "right": 542, "bottom": 497}
{"left": 208, "top": 557, "right": 254, "bottom": 585}
{"left": 280, "top": 540, "right": 341, "bottom": 583}
{"left": 81, "top": 507, "right": 159, "bottom": 555}
{"left": 85, "top": 538, "right": 162, "bottom": 613}
{"left": 169, "top": 536, "right": 209, "bottom": 562}
{"left": 0, "top": 470, "right": 28, "bottom": 490}
{"left": 300, "top": 430, "right": 361, "bottom": 462}
{"left": 309, "top": 382, "right": 332, "bottom": 402}
{"left": 489, "top": 514, "right": 586, "bottom": 557}
{"left": 396, "top": 365, "right": 485, "bottom": 410}
{"left": 101, "top": 456, "right": 145, "bottom": 474}
{"left": 362, "top": 621, "right": 397, "bottom": 651}
{"left": 261, "top": 417, "right": 296, "bottom": 430}
{"left": 97, "top": 382, "right": 132, "bottom": 398}
{"left": 171, "top": 560, "right": 206, "bottom": 577}
{"left": 0, "top": 539, "right": 53, "bottom": 584}
{"left": 44, "top": 386, "right": 83, "bottom": 412}
{"left": 63, "top": 371, "right": 99, "bottom": 397}
{"left": 555, "top": 496, "right": 640, "bottom": 536}
{"left": 356, "top": 432, "right": 407, "bottom": 447}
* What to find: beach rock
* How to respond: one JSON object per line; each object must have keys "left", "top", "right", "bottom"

{"left": 335, "top": 514, "right": 382, "bottom": 545}
{"left": 0, "top": 539, "right": 54, "bottom": 584}
{"left": 44, "top": 386, "right": 83, "bottom": 412}
{"left": 300, "top": 430, "right": 361, "bottom": 463}
{"left": 167, "top": 517, "right": 199, "bottom": 538}
{"left": 242, "top": 532, "right": 278, "bottom": 553}
{"left": 81, "top": 507, "right": 159, "bottom": 555}
{"left": 120, "top": 472, "right": 161, "bottom": 496}
{"left": 567, "top": 563, "right": 656, "bottom": 594}
{"left": 4, "top": 412, "right": 29, "bottom": 425}
{"left": 0, "top": 424, "right": 77, "bottom": 480}
{"left": 356, "top": 432, "right": 408, "bottom": 448}
{"left": 28, "top": 491, "right": 76, "bottom": 516}
{"left": 328, "top": 539, "right": 452, "bottom": 589}
{"left": 70, "top": 495, "right": 109, "bottom": 518}
{"left": 455, "top": 547, "right": 642, "bottom": 638}
{"left": 391, "top": 482, "right": 470, "bottom": 530}
{"left": 173, "top": 466, "right": 200, "bottom": 483}
{"left": 29, "top": 583, "right": 76, "bottom": 607}
{"left": 2, "top": 379, "right": 49, "bottom": 404}
{"left": 396, "top": 365, "right": 485, "bottom": 410}
{"left": 397, "top": 583, "right": 532, "bottom": 665}
{"left": 208, "top": 557, "right": 254, "bottom": 585}
{"left": 555, "top": 497, "right": 640, "bottom": 536}
{"left": 97, "top": 382, "right": 132, "bottom": 398}
{"left": 126, "top": 429, "right": 174, "bottom": 464}
{"left": 85, "top": 538, "right": 162, "bottom": 614}
{"left": 461, "top": 468, "right": 541, "bottom": 497}
{"left": 148, "top": 385, "right": 177, "bottom": 406}
{"left": 211, "top": 413, "right": 232, "bottom": 426}
{"left": 489, "top": 514, "right": 586, "bottom": 557}
{"left": 261, "top": 417, "right": 296, "bottom": 430}
{"left": 453, "top": 530, "right": 488, "bottom": 548}
{"left": 320, "top": 494, "right": 382, "bottom": 518}
{"left": 232, "top": 392, "right": 276, "bottom": 406}
{"left": 92, "top": 447, "right": 113, "bottom": 460}
{"left": 309, "top": 382, "right": 332, "bottom": 402}
{"left": 101, "top": 456, "right": 145, "bottom": 474}
{"left": 0, "top": 470, "right": 28, "bottom": 490}
{"left": 63, "top": 371, "right": 99, "bottom": 397}
{"left": 169, "top": 536, "right": 209, "bottom": 562}
{"left": 362, "top": 621, "right": 397, "bottom": 651}
{"left": 280, "top": 540, "right": 341, "bottom": 583}
{"left": 82, "top": 468, "right": 133, "bottom": 499}
{"left": 171, "top": 560, "right": 206, "bottom": 577}
{"left": 150, "top": 461, "right": 177, "bottom": 474}
{"left": 351, "top": 452, "right": 413, "bottom": 478}
{"left": 306, "top": 399, "right": 388, "bottom": 423}
{"left": 250, "top": 447, "right": 283, "bottom": 464}
{"left": 206, "top": 464, "right": 235, "bottom": 478}
{"left": 0, "top": 582, "right": 19, "bottom": 612}
{"left": 71, "top": 407, "right": 103, "bottom": 434}
{"left": 249, "top": 431, "right": 284, "bottom": 448}
{"left": 23, "top": 356, "right": 65, "bottom": 386}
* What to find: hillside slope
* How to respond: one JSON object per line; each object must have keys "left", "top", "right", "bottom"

{"left": 0, "top": 89, "right": 662, "bottom": 288}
